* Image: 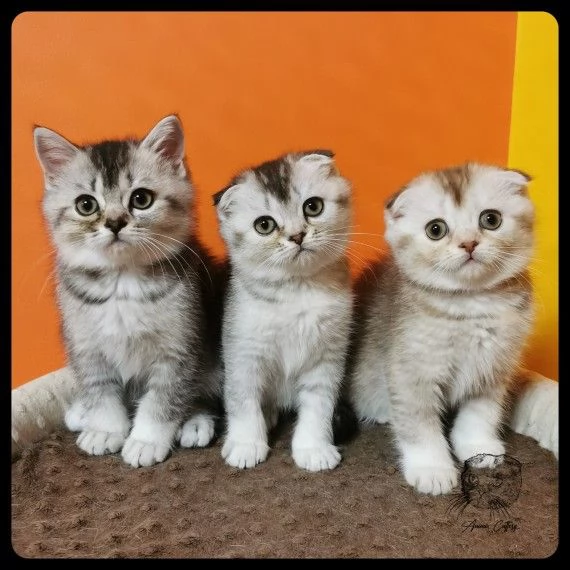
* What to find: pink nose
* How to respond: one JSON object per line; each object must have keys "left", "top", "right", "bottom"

{"left": 289, "top": 232, "right": 306, "bottom": 245}
{"left": 459, "top": 240, "right": 479, "bottom": 255}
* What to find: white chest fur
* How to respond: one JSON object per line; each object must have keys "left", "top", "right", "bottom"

{"left": 60, "top": 271, "right": 186, "bottom": 381}
{"left": 409, "top": 288, "right": 532, "bottom": 402}
{"left": 225, "top": 278, "right": 352, "bottom": 406}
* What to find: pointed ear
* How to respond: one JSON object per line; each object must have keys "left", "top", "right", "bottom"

{"left": 141, "top": 115, "right": 185, "bottom": 164}
{"left": 34, "top": 126, "right": 79, "bottom": 180}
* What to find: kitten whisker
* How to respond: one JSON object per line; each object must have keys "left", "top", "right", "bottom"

{"left": 139, "top": 238, "right": 184, "bottom": 285}
{"left": 147, "top": 232, "right": 213, "bottom": 288}
{"left": 144, "top": 237, "right": 197, "bottom": 284}
{"left": 137, "top": 238, "right": 166, "bottom": 280}
{"left": 36, "top": 268, "right": 58, "bottom": 302}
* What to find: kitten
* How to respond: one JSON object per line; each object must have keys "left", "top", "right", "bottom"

{"left": 34, "top": 115, "right": 225, "bottom": 467}
{"left": 349, "top": 163, "right": 534, "bottom": 494}
{"left": 214, "top": 150, "right": 354, "bottom": 471}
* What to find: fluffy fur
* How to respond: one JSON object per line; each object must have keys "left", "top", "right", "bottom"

{"left": 215, "top": 150, "right": 354, "bottom": 471}
{"left": 349, "top": 163, "right": 535, "bottom": 494}
{"left": 34, "top": 115, "right": 225, "bottom": 467}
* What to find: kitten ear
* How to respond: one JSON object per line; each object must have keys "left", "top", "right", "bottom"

{"left": 213, "top": 184, "right": 240, "bottom": 218}
{"left": 299, "top": 149, "right": 335, "bottom": 166}
{"left": 498, "top": 168, "right": 532, "bottom": 190}
{"left": 142, "top": 115, "right": 185, "bottom": 164}
{"left": 481, "top": 166, "right": 532, "bottom": 196}
{"left": 298, "top": 150, "right": 337, "bottom": 177}
{"left": 34, "top": 127, "right": 80, "bottom": 180}
{"left": 385, "top": 186, "right": 408, "bottom": 220}
{"left": 300, "top": 149, "right": 335, "bottom": 161}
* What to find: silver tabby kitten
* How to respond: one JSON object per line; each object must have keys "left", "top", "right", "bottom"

{"left": 349, "top": 163, "right": 534, "bottom": 494}
{"left": 214, "top": 151, "right": 354, "bottom": 471}
{"left": 34, "top": 115, "right": 224, "bottom": 468}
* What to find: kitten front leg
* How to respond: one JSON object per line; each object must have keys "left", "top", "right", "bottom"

{"left": 292, "top": 361, "right": 342, "bottom": 472}
{"left": 65, "top": 355, "right": 130, "bottom": 456}
{"left": 121, "top": 360, "right": 184, "bottom": 468}
{"left": 221, "top": 360, "right": 269, "bottom": 469}
{"left": 390, "top": 375, "right": 458, "bottom": 495}
{"left": 451, "top": 387, "right": 507, "bottom": 467}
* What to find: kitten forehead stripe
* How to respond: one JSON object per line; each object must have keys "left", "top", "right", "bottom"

{"left": 434, "top": 164, "right": 472, "bottom": 206}
{"left": 253, "top": 157, "right": 292, "bottom": 203}
{"left": 88, "top": 141, "right": 132, "bottom": 189}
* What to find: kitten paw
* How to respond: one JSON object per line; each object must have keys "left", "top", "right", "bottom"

{"left": 76, "top": 430, "right": 126, "bottom": 455}
{"left": 403, "top": 463, "right": 459, "bottom": 496}
{"left": 454, "top": 439, "right": 506, "bottom": 465}
{"left": 178, "top": 415, "right": 215, "bottom": 448}
{"left": 292, "top": 443, "right": 341, "bottom": 472}
{"left": 121, "top": 436, "right": 171, "bottom": 468}
{"left": 221, "top": 440, "right": 269, "bottom": 469}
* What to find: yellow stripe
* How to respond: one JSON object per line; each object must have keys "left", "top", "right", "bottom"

{"left": 508, "top": 12, "right": 558, "bottom": 380}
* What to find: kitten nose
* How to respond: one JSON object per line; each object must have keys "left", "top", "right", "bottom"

{"left": 459, "top": 240, "right": 479, "bottom": 255}
{"left": 104, "top": 216, "right": 128, "bottom": 235}
{"left": 289, "top": 232, "right": 306, "bottom": 245}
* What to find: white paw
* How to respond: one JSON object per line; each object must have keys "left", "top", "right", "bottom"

{"left": 293, "top": 443, "right": 341, "bottom": 472}
{"left": 121, "top": 436, "right": 171, "bottom": 468}
{"left": 178, "top": 415, "right": 215, "bottom": 448}
{"left": 76, "top": 430, "right": 126, "bottom": 455}
{"left": 403, "top": 462, "right": 459, "bottom": 496}
{"left": 221, "top": 439, "right": 269, "bottom": 469}
{"left": 454, "top": 439, "right": 505, "bottom": 465}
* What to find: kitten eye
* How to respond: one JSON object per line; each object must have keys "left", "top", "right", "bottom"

{"left": 479, "top": 209, "right": 502, "bottom": 230}
{"left": 303, "top": 197, "right": 324, "bottom": 217}
{"left": 75, "top": 195, "right": 99, "bottom": 216}
{"left": 254, "top": 216, "right": 277, "bottom": 235}
{"left": 425, "top": 219, "right": 448, "bottom": 240}
{"left": 129, "top": 188, "right": 155, "bottom": 210}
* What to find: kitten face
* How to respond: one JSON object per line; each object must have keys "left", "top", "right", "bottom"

{"left": 214, "top": 151, "right": 351, "bottom": 279}
{"left": 34, "top": 115, "right": 192, "bottom": 271}
{"left": 385, "top": 163, "right": 535, "bottom": 291}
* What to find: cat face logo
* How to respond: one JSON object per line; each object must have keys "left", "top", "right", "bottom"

{"left": 448, "top": 454, "right": 522, "bottom": 519}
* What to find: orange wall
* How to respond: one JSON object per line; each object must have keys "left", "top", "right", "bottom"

{"left": 12, "top": 12, "right": 517, "bottom": 387}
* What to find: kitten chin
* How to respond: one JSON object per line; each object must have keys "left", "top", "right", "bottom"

{"left": 349, "top": 162, "right": 535, "bottom": 495}
{"left": 34, "top": 115, "right": 225, "bottom": 468}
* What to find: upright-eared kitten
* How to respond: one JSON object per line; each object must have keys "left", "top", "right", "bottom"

{"left": 34, "top": 115, "right": 225, "bottom": 467}
{"left": 214, "top": 150, "right": 354, "bottom": 471}
{"left": 349, "top": 163, "right": 534, "bottom": 494}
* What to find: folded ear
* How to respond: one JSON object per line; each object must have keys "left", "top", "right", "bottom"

{"left": 384, "top": 185, "right": 409, "bottom": 221}
{"left": 34, "top": 126, "right": 80, "bottom": 180}
{"left": 299, "top": 149, "right": 334, "bottom": 161}
{"left": 213, "top": 183, "right": 241, "bottom": 219}
{"left": 141, "top": 114, "right": 185, "bottom": 164}
{"left": 297, "top": 150, "right": 338, "bottom": 180}
{"left": 497, "top": 167, "right": 533, "bottom": 191}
